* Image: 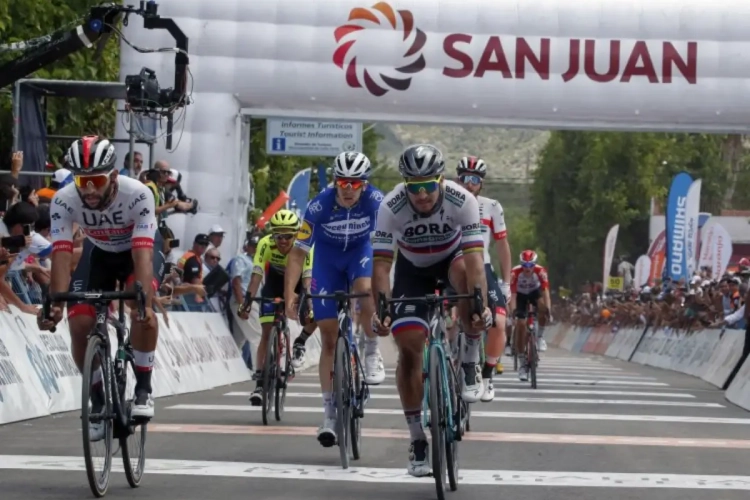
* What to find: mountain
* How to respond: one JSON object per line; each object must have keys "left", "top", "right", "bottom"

{"left": 374, "top": 124, "right": 550, "bottom": 180}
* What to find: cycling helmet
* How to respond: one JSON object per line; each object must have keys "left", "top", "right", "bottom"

{"left": 398, "top": 144, "right": 445, "bottom": 178}
{"left": 334, "top": 152, "right": 372, "bottom": 179}
{"left": 457, "top": 156, "right": 487, "bottom": 178}
{"left": 269, "top": 209, "right": 300, "bottom": 233}
{"left": 64, "top": 135, "right": 116, "bottom": 173}
{"left": 520, "top": 249, "right": 538, "bottom": 267}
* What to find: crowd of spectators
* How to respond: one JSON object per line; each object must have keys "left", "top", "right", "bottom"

{"left": 554, "top": 257, "right": 750, "bottom": 332}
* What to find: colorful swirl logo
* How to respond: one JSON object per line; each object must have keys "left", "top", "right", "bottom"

{"left": 333, "top": 2, "right": 427, "bottom": 97}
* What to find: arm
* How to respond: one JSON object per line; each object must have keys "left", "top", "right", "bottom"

{"left": 49, "top": 193, "right": 75, "bottom": 306}
{"left": 131, "top": 187, "right": 158, "bottom": 308}
{"left": 489, "top": 201, "right": 512, "bottom": 283}
{"left": 371, "top": 204, "right": 397, "bottom": 300}
{"left": 285, "top": 203, "right": 319, "bottom": 302}
{"left": 230, "top": 258, "right": 248, "bottom": 303}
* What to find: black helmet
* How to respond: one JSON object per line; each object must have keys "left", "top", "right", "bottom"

{"left": 398, "top": 144, "right": 445, "bottom": 178}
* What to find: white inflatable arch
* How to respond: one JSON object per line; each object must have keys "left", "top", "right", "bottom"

{"left": 117, "top": 0, "right": 750, "bottom": 253}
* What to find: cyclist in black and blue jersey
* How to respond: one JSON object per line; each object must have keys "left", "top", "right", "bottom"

{"left": 284, "top": 151, "right": 386, "bottom": 448}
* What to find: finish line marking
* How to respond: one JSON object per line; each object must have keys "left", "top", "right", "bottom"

{"left": 226, "top": 388, "right": 696, "bottom": 398}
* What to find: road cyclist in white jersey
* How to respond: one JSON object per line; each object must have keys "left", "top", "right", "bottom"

{"left": 454, "top": 156, "right": 512, "bottom": 402}
{"left": 370, "top": 144, "right": 493, "bottom": 477}
{"left": 37, "top": 135, "right": 164, "bottom": 441}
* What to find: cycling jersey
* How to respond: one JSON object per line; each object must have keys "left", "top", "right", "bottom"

{"left": 477, "top": 195, "right": 507, "bottom": 264}
{"left": 294, "top": 184, "right": 383, "bottom": 253}
{"left": 510, "top": 265, "right": 549, "bottom": 295}
{"left": 372, "top": 180, "right": 484, "bottom": 267}
{"left": 253, "top": 234, "right": 313, "bottom": 279}
{"left": 50, "top": 177, "right": 157, "bottom": 254}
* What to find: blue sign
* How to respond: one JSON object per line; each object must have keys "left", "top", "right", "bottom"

{"left": 271, "top": 137, "right": 286, "bottom": 152}
{"left": 665, "top": 172, "right": 693, "bottom": 283}
{"left": 316, "top": 163, "right": 328, "bottom": 192}
{"left": 286, "top": 168, "right": 312, "bottom": 214}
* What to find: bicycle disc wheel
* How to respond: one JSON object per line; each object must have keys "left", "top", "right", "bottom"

{"left": 428, "top": 345, "right": 447, "bottom": 500}
{"left": 120, "top": 354, "right": 147, "bottom": 488}
{"left": 81, "top": 335, "right": 114, "bottom": 498}
{"left": 334, "top": 336, "right": 351, "bottom": 469}
{"left": 528, "top": 335, "right": 538, "bottom": 389}
{"left": 445, "top": 354, "right": 459, "bottom": 491}
{"left": 262, "top": 329, "right": 278, "bottom": 425}
{"left": 275, "top": 328, "right": 290, "bottom": 421}
{"left": 350, "top": 349, "right": 362, "bottom": 461}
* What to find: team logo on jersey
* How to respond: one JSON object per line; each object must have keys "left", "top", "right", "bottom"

{"left": 308, "top": 200, "right": 323, "bottom": 214}
{"left": 297, "top": 221, "right": 313, "bottom": 240}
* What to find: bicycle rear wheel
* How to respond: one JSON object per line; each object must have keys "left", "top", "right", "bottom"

{"left": 428, "top": 344, "right": 447, "bottom": 500}
{"left": 350, "top": 347, "right": 362, "bottom": 461}
{"left": 120, "top": 353, "right": 147, "bottom": 488}
{"left": 262, "top": 328, "right": 278, "bottom": 425}
{"left": 334, "top": 336, "right": 352, "bottom": 469}
{"left": 81, "top": 335, "right": 114, "bottom": 498}
{"left": 275, "top": 327, "right": 291, "bottom": 421}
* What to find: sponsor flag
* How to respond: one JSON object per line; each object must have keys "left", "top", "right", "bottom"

{"left": 602, "top": 224, "right": 619, "bottom": 293}
{"left": 665, "top": 171, "right": 693, "bottom": 283}
{"left": 700, "top": 221, "right": 733, "bottom": 279}
{"left": 256, "top": 190, "right": 290, "bottom": 228}
{"left": 286, "top": 168, "right": 312, "bottom": 213}
{"left": 647, "top": 230, "right": 666, "bottom": 285}
{"left": 684, "top": 179, "right": 702, "bottom": 277}
{"left": 634, "top": 255, "right": 652, "bottom": 288}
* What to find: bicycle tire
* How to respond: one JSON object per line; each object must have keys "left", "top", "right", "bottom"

{"left": 528, "top": 333, "right": 538, "bottom": 389}
{"left": 429, "top": 344, "right": 447, "bottom": 500}
{"left": 275, "top": 328, "right": 290, "bottom": 421}
{"left": 262, "top": 328, "right": 278, "bottom": 425}
{"left": 445, "top": 352, "right": 459, "bottom": 491}
{"left": 350, "top": 348, "right": 362, "bottom": 460}
{"left": 81, "top": 334, "right": 113, "bottom": 498}
{"left": 334, "top": 336, "right": 351, "bottom": 469}
{"left": 120, "top": 354, "right": 147, "bottom": 488}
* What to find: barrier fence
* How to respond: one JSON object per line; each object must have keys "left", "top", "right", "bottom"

{"left": 547, "top": 322, "right": 750, "bottom": 411}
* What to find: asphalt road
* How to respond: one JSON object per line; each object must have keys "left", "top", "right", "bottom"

{"left": 2, "top": 340, "right": 750, "bottom": 499}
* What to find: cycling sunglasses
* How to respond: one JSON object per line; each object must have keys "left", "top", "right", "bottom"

{"left": 459, "top": 174, "right": 482, "bottom": 185}
{"left": 73, "top": 173, "right": 110, "bottom": 189}
{"left": 273, "top": 233, "right": 295, "bottom": 241}
{"left": 335, "top": 178, "right": 365, "bottom": 190}
{"left": 404, "top": 175, "right": 442, "bottom": 195}
{"left": 521, "top": 262, "right": 536, "bottom": 268}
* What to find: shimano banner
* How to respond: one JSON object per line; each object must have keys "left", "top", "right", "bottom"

{"left": 684, "top": 179, "right": 702, "bottom": 277}
{"left": 665, "top": 172, "right": 693, "bottom": 283}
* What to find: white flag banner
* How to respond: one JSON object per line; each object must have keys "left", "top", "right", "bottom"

{"left": 699, "top": 222, "right": 715, "bottom": 270}
{"left": 711, "top": 223, "right": 733, "bottom": 279}
{"left": 603, "top": 224, "right": 619, "bottom": 292}
{"left": 634, "top": 255, "right": 652, "bottom": 288}
{"left": 684, "top": 179, "right": 702, "bottom": 277}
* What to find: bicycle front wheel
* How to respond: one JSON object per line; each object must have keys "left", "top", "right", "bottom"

{"left": 334, "top": 335, "right": 351, "bottom": 469}
{"left": 528, "top": 334, "right": 538, "bottom": 389}
{"left": 445, "top": 352, "right": 460, "bottom": 491}
{"left": 350, "top": 347, "right": 362, "bottom": 461}
{"left": 428, "top": 344, "right": 447, "bottom": 500}
{"left": 262, "top": 328, "right": 278, "bottom": 425}
{"left": 275, "top": 327, "right": 291, "bottom": 422}
{"left": 81, "top": 335, "right": 114, "bottom": 498}
{"left": 120, "top": 353, "right": 147, "bottom": 488}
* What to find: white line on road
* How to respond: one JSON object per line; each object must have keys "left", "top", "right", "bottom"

{"left": 166, "top": 405, "right": 746, "bottom": 424}
{"left": 2, "top": 455, "right": 749, "bottom": 490}
{"left": 227, "top": 387, "right": 696, "bottom": 398}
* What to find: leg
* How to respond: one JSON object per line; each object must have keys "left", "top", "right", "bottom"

{"left": 249, "top": 321, "right": 274, "bottom": 405}
{"left": 449, "top": 256, "right": 483, "bottom": 403}
{"left": 348, "top": 244, "right": 386, "bottom": 385}
{"left": 481, "top": 264, "right": 507, "bottom": 402}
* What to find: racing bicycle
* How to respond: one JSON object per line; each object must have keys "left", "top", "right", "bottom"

{"left": 243, "top": 296, "right": 295, "bottom": 425}
{"left": 43, "top": 282, "right": 148, "bottom": 498}
{"left": 378, "top": 284, "right": 484, "bottom": 500}
{"left": 300, "top": 289, "right": 371, "bottom": 469}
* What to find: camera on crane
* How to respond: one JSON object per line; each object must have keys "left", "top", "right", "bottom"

{"left": 125, "top": 67, "right": 179, "bottom": 112}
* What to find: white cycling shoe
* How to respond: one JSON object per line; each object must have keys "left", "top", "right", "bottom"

{"left": 461, "top": 363, "right": 483, "bottom": 403}
{"left": 131, "top": 392, "right": 154, "bottom": 419}
{"left": 89, "top": 422, "right": 106, "bottom": 442}
{"left": 407, "top": 439, "right": 431, "bottom": 477}
{"left": 317, "top": 417, "right": 337, "bottom": 448}
{"left": 480, "top": 378, "right": 495, "bottom": 402}
{"left": 538, "top": 338, "right": 548, "bottom": 352}
{"left": 364, "top": 351, "right": 386, "bottom": 385}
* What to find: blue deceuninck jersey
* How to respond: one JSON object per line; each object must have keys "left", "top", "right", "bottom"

{"left": 295, "top": 185, "right": 384, "bottom": 320}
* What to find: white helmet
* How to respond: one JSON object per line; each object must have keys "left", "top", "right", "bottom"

{"left": 457, "top": 156, "right": 488, "bottom": 178}
{"left": 334, "top": 152, "right": 372, "bottom": 179}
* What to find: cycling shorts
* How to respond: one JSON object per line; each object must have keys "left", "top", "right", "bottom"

{"left": 259, "top": 268, "right": 303, "bottom": 325}
{"left": 389, "top": 248, "right": 463, "bottom": 337}
{"left": 68, "top": 233, "right": 165, "bottom": 319}
{"left": 485, "top": 263, "right": 507, "bottom": 316}
{"left": 310, "top": 241, "right": 372, "bottom": 321}
{"left": 514, "top": 289, "right": 541, "bottom": 319}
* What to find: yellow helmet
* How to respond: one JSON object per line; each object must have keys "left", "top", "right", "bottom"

{"left": 269, "top": 209, "right": 300, "bottom": 233}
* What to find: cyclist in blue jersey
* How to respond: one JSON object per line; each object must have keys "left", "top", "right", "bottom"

{"left": 284, "top": 151, "right": 386, "bottom": 448}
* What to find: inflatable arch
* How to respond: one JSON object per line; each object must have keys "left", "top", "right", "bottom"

{"left": 117, "top": 0, "right": 750, "bottom": 252}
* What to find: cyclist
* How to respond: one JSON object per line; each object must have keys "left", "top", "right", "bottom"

{"left": 370, "top": 144, "right": 492, "bottom": 477}
{"left": 455, "top": 156, "right": 511, "bottom": 401}
{"left": 509, "top": 250, "right": 550, "bottom": 381}
{"left": 284, "top": 151, "right": 386, "bottom": 448}
{"left": 238, "top": 209, "right": 317, "bottom": 404}
{"left": 37, "top": 135, "right": 164, "bottom": 440}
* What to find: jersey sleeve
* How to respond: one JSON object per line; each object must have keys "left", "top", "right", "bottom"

{"left": 489, "top": 201, "right": 507, "bottom": 240}
{"left": 537, "top": 266, "right": 550, "bottom": 290}
{"left": 294, "top": 197, "right": 323, "bottom": 252}
{"left": 457, "top": 194, "right": 484, "bottom": 255}
{"left": 509, "top": 267, "right": 520, "bottom": 293}
{"left": 131, "top": 186, "right": 157, "bottom": 250}
{"left": 372, "top": 202, "right": 396, "bottom": 263}
{"left": 50, "top": 193, "right": 76, "bottom": 253}
{"left": 252, "top": 237, "right": 271, "bottom": 276}
{"left": 302, "top": 245, "right": 314, "bottom": 279}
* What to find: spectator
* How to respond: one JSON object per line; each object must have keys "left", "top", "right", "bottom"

{"left": 120, "top": 151, "right": 144, "bottom": 178}
{"left": 37, "top": 169, "right": 72, "bottom": 203}
{"left": 227, "top": 235, "right": 260, "bottom": 370}
{"left": 207, "top": 225, "right": 225, "bottom": 250}
{"left": 178, "top": 233, "right": 209, "bottom": 285}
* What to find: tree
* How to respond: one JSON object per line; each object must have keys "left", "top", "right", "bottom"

{"left": 0, "top": 1, "right": 120, "bottom": 171}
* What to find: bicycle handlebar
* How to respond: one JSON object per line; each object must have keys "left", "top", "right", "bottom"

{"left": 43, "top": 282, "right": 147, "bottom": 333}
{"left": 377, "top": 285, "right": 485, "bottom": 322}
{"left": 302, "top": 291, "right": 370, "bottom": 301}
